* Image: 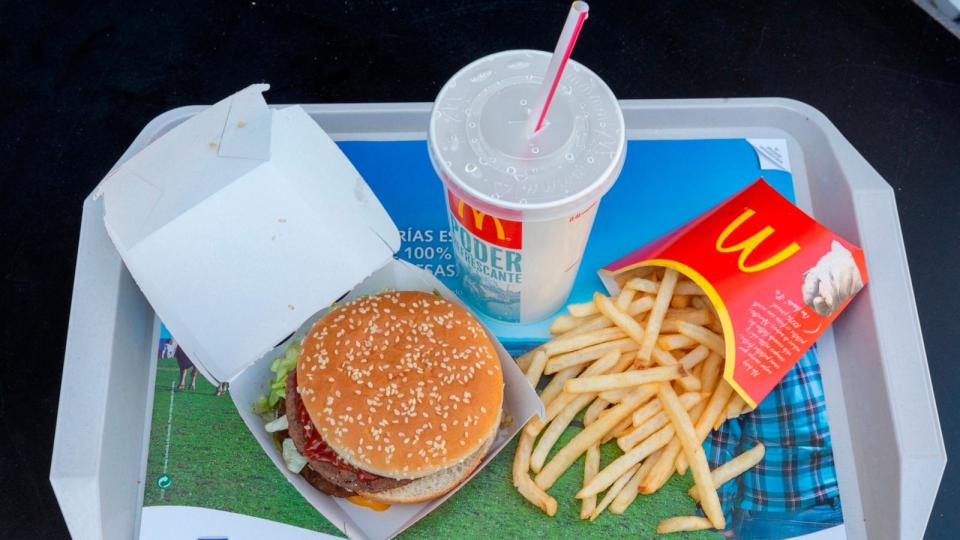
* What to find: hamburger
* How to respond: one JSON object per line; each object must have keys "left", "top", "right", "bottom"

{"left": 259, "top": 290, "right": 504, "bottom": 503}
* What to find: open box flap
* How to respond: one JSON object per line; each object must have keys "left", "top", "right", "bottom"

{"left": 229, "top": 259, "right": 542, "bottom": 540}
{"left": 96, "top": 84, "right": 401, "bottom": 383}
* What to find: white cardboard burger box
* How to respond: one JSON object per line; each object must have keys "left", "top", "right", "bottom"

{"left": 70, "top": 83, "right": 542, "bottom": 540}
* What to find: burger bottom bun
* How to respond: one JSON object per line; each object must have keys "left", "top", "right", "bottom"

{"left": 356, "top": 413, "right": 500, "bottom": 505}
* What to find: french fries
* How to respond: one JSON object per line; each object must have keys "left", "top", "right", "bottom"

{"left": 615, "top": 265, "right": 654, "bottom": 286}
{"left": 594, "top": 292, "right": 646, "bottom": 345}
{"left": 535, "top": 387, "right": 653, "bottom": 490}
{"left": 640, "top": 393, "right": 708, "bottom": 493}
{"left": 725, "top": 394, "right": 747, "bottom": 420}
{"left": 531, "top": 390, "right": 596, "bottom": 472}
{"left": 619, "top": 392, "right": 703, "bottom": 451}
{"left": 565, "top": 314, "right": 614, "bottom": 337}
{"left": 630, "top": 393, "right": 671, "bottom": 427}
{"left": 580, "top": 445, "right": 600, "bottom": 519}
{"left": 564, "top": 365, "right": 684, "bottom": 394}
{"left": 510, "top": 264, "right": 764, "bottom": 535}
{"left": 549, "top": 314, "right": 581, "bottom": 335}
{"left": 656, "top": 516, "right": 713, "bottom": 534}
{"left": 651, "top": 346, "right": 702, "bottom": 391}
{"left": 657, "top": 334, "right": 699, "bottom": 351}
{"left": 707, "top": 318, "right": 724, "bottom": 335}
{"left": 675, "top": 320, "right": 725, "bottom": 356}
{"left": 529, "top": 349, "right": 626, "bottom": 436}
{"left": 667, "top": 307, "right": 712, "bottom": 323}
{"left": 577, "top": 423, "right": 674, "bottom": 498}
{"left": 626, "top": 295, "right": 655, "bottom": 316}
{"left": 674, "top": 281, "right": 705, "bottom": 296}
{"left": 676, "top": 345, "right": 711, "bottom": 373}
{"left": 538, "top": 365, "right": 585, "bottom": 411}
{"left": 543, "top": 327, "right": 626, "bottom": 356}
{"left": 598, "top": 387, "right": 634, "bottom": 403}
{"left": 700, "top": 352, "right": 723, "bottom": 393}
{"left": 609, "top": 449, "right": 660, "bottom": 514}
{"left": 513, "top": 431, "right": 558, "bottom": 516}
{"left": 583, "top": 398, "right": 609, "bottom": 426}
{"left": 638, "top": 268, "right": 679, "bottom": 363}
{"left": 625, "top": 277, "right": 659, "bottom": 293}
{"left": 544, "top": 338, "right": 638, "bottom": 374}
{"left": 658, "top": 382, "right": 725, "bottom": 529}
{"left": 660, "top": 309, "right": 712, "bottom": 333}
{"left": 603, "top": 415, "right": 635, "bottom": 444}
{"left": 627, "top": 278, "right": 704, "bottom": 297}
{"left": 676, "top": 382, "right": 733, "bottom": 475}
{"left": 688, "top": 443, "right": 766, "bottom": 501}
{"left": 525, "top": 349, "right": 548, "bottom": 388}
{"left": 590, "top": 462, "right": 641, "bottom": 520}
{"left": 615, "top": 287, "right": 636, "bottom": 311}
{"left": 567, "top": 300, "right": 599, "bottom": 317}
{"left": 516, "top": 347, "right": 540, "bottom": 373}
{"left": 714, "top": 393, "right": 747, "bottom": 430}
{"left": 640, "top": 437, "right": 683, "bottom": 494}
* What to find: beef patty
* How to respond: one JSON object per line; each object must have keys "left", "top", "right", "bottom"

{"left": 285, "top": 369, "right": 411, "bottom": 494}
{"left": 299, "top": 462, "right": 355, "bottom": 498}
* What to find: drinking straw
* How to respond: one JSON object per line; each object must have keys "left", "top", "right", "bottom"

{"left": 529, "top": 1, "right": 590, "bottom": 134}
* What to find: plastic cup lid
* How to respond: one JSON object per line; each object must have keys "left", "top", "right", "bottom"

{"left": 429, "top": 49, "right": 626, "bottom": 221}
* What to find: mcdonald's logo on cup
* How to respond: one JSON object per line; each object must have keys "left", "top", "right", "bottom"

{"left": 447, "top": 191, "right": 522, "bottom": 250}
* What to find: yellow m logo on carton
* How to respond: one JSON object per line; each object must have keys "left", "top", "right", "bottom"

{"left": 716, "top": 209, "right": 800, "bottom": 272}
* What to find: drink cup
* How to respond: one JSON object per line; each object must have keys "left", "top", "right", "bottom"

{"left": 428, "top": 49, "right": 626, "bottom": 323}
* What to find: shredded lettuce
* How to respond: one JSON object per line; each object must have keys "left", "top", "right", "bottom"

{"left": 252, "top": 395, "right": 272, "bottom": 416}
{"left": 253, "top": 340, "right": 301, "bottom": 416}
{"left": 282, "top": 438, "right": 308, "bottom": 473}
{"left": 264, "top": 414, "right": 289, "bottom": 433}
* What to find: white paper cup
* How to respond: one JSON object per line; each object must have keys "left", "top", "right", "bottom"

{"left": 429, "top": 49, "right": 626, "bottom": 323}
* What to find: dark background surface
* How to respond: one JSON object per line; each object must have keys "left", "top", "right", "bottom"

{"left": 2, "top": 0, "right": 957, "bottom": 538}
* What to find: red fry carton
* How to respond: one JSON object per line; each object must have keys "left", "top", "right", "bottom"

{"left": 600, "top": 179, "right": 868, "bottom": 408}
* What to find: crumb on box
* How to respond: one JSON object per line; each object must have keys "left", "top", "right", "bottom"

{"left": 288, "top": 304, "right": 295, "bottom": 311}
{"left": 278, "top": 218, "right": 287, "bottom": 223}
{"left": 237, "top": 120, "right": 247, "bottom": 128}
{"left": 208, "top": 142, "right": 218, "bottom": 150}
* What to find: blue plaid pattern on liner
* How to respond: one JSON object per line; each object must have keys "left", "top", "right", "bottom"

{"left": 704, "top": 345, "right": 842, "bottom": 515}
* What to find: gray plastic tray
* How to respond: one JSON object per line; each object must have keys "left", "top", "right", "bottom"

{"left": 51, "top": 98, "right": 945, "bottom": 539}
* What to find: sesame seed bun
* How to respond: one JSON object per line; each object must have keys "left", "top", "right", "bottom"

{"left": 297, "top": 291, "right": 504, "bottom": 480}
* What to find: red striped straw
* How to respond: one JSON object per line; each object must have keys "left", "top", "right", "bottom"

{"left": 529, "top": 1, "right": 590, "bottom": 134}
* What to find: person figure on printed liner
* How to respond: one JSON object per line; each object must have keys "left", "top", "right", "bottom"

{"left": 166, "top": 338, "right": 228, "bottom": 396}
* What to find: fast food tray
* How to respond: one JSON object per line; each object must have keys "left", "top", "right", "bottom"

{"left": 51, "top": 98, "right": 944, "bottom": 539}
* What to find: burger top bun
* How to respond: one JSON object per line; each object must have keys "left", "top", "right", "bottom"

{"left": 298, "top": 291, "right": 504, "bottom": 480}
{"left": 357, "top": 412, "right": 499, "bottom": 504}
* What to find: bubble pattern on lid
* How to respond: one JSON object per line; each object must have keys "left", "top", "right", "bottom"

{"left": 430, "top": 50, "right": 625, "bottom": 215}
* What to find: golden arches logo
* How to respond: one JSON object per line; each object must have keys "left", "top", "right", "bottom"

{"left": 716, "top": 208, "right": 800, "bottom": 272}
{"left": 457, "top": 200, "right": 506, "bottom": 240}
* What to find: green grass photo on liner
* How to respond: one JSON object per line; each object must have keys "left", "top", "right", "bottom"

{"left": 145, "top": 357, "right": 718, "bottom": 539}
